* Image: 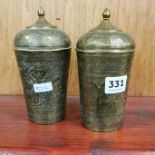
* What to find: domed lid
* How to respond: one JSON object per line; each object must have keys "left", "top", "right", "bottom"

{"left": 14, "top": 7, "right": 71, "bottom": 51}
{"left": 76, "top": 8, "right": 135, "bottom": 53}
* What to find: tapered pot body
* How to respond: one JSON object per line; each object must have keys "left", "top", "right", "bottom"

{"left": 77, "top": 51, "right": 133, "bottom": 131}
{"left": 15, "top": 49, "right": 70, "bottom": 124}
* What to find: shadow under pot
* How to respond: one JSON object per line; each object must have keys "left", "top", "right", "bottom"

{"left": 14, "top": 7, "right": 71, "bottom": 124}
{"left": 76, "top": 8, "right": 135, "bottom": 132}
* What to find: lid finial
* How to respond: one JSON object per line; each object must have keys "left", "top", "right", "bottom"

{"left": 102, "top": 8, "right": 111, "bottom": 20}
{"left": 38, "top": 7, "right": 45, "bottom": 17}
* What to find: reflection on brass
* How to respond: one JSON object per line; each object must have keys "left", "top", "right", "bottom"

{"left": 76, "top": 8, "right": 135, "bottom": 132}
{"left": 14, "top": 7, "right": 71, "bottom": 124}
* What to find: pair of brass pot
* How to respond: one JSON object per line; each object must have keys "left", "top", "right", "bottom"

{"left": 14, "top": 7, "right": 135, "bottom": 132}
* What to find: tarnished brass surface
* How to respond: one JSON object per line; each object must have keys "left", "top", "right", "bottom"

{"left": 14, "top": 7, "right": 71, "bottom": 124}
{"left": 76, "top": 8, "right": 135, "bottom": 131}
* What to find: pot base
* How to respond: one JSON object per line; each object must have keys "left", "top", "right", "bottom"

{"left": 82, "top": 121, "right": 123, "bottom": 132}
{"left": 28, "top": 112, "right": 65, "bottom": 124}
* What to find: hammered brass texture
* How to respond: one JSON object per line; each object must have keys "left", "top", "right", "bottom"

{"left": 16, "top": 50, "right": 70, "bottom": 124}
{"left": 77, "top": 51, "right": 133, "bottom": 131}
{"left": 14, "top": 7, "right": 71, "bottom": 124}
{"left": 14, "top": 8, "right": 71, "bottom": 51}
{"left": 76, "top": 8, "right": 135, "bottom": 132}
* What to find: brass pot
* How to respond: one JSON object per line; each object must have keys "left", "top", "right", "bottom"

{"left": 76, "top": 8, "right": 135, "bottom": 131}
{"left": 14, "top": 8, "right": 71, "bottom": 124}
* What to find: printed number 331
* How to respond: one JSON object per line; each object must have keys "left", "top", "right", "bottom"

{"left": 109, "top": 80, "right": 123, "bottom": 88}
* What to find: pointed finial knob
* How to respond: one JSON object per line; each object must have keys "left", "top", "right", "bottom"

{"left": 38, "top": 7, "right": 45, "bottom": 17}
{"left": 102, "top": 8, "right": 111, "bottom": 20}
